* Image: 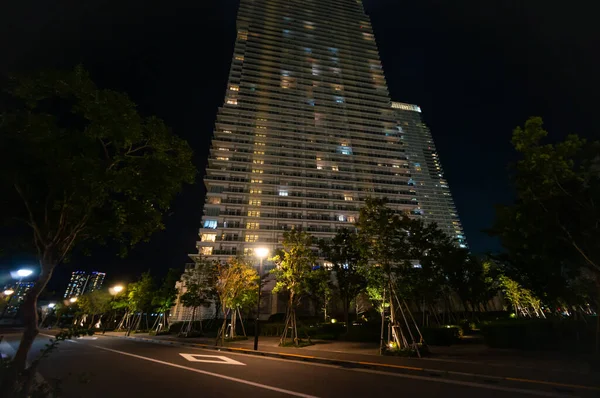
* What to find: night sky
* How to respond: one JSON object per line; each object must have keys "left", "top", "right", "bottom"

{"left": 2, "top": 1, "right": 598, "bottom": 292}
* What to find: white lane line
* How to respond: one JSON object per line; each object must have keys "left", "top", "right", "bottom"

{"left": 90, "top": 344, "right": 320, "bottom": 398}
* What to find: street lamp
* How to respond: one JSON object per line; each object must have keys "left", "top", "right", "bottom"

{"left": 16, "top": 269, "right": 33, "bottom": 278}
{"left": 253, "top": 247, "right": 269, "bottom": 351}
{"left": 48, "top": 303, "right": 56, "bottom": 309}
{"left": 69, "top": 297, "right": 78, "bottom": 303}
{"left": 3, "top": 289, "right": 14, "bottom": 296}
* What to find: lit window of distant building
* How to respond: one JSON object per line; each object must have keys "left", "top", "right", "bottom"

{"left": 203, "top": 220, "right": 217, "bottom": 229}
{"left": 279, "top": 190, "right": 288, "bottom": 196}
{"left": 200, "top": 246, "right": 213, "bottom": 255}
{"left": 248, "top": 210, "right": 261, "bottom": 217}
{"left": 245, "top": 235, "right": 259, "bottom": 242}
{"left": 201, "top": 234, "right": 216, "bottom": 242}
{"left": 246, "top": 222, "right": 259, "bottom": 230}
{"left": 226, "top": 98, "right": 237, "bottom": 105}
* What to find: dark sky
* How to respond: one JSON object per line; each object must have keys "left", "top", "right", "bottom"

{"left": 2, "top": 1, "right": 599, "bottom": 292}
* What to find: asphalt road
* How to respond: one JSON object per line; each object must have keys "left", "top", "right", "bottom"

{"left": 1, "top": 334, "right": 593, "bottom": 398}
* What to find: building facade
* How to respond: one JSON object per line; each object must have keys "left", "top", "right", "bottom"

{"left": 174, "top": 0, "right": 467, "bottom": 320}
{"left": 195, "top": 0, "right": 417, "bottom": 266}
{"left": 391, "top": 102, "right": 467, "bottom": 248}
{"left": 63, "top": 271, "right": 106, "bottom": 299}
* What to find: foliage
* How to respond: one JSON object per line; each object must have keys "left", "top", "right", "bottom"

{"left": 215, "top": 257, "right": 258, "bottom": 312}
{"left": 0, "top": 66, "right": 195, "bottom": 372}
{"left": 421, "top": 326, "right": 463, "bottom": 346}
{"left": 152, "top": 268, "right": 180, "bottom": 314}
{"left": 271, "top": 229, "right": 317, "bottom": 345}
{"left": 480, "top": 318, "right": 596, "bottom": 352}
{"left": 180, "top": 258, "right": 218, "bottom": 309}
{"left": 490, "top": 117, "right": 600, "bottom": 307}
{"left": 127, "top": 272, "right": 155, "bottom": 313}
{"left": 78, "top": 290, "right": 112, "bottom": 318}
{"left": 320, "top": 229, "right": 367, "bottom": 329}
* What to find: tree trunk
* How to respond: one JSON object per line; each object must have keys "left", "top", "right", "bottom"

{"left": 12, "top": 257, "right": 55, "bottom": 372}
{"left": 343, "top": 297, "right": 350, "bottom": 333}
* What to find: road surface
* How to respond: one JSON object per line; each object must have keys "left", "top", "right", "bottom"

{"left": 1, "top": 333, "right": 593, "bottom": 398}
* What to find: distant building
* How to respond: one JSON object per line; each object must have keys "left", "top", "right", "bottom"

{"left": 391, "top": 101, "right": 468, "bottom": 248}
{"left": 63, "top": 271, "right": 106, "bottom": 298}
{"left": 1, "top": 281, "right": 35, "bottom": 317}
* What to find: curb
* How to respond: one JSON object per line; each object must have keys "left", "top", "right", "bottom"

{"left": 99, "top": 334, "right": 600, "bottom": 394}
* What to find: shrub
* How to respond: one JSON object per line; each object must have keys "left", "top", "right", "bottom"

{"left": 422, "top": 325, "right": 463, "bottom": 346}
{"left": 480, "top": 318, "right": 595, "bottom": 351}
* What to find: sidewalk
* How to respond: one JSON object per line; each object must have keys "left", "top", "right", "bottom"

{"left": 102, "top": 331, "right": 600, "bottom": 389}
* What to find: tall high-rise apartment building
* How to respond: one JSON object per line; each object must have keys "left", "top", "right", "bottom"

{"left": 391, "top": 102, "right": 467, "bottom": 248}
{"left": 194, "top": 0, "right": 420, "bottom": 266}
{"left": 63, "top": 271, "right": 106, "bottom": 298}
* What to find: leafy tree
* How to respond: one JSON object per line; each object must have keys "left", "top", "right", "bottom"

{"left": 0, "top": 66, "right": 195, "bottom": 373}
{"left": 151, "top": 268, "right": 180, "bottom": 331}
{"left": 305, "top": 266, "right": 334, "bottom": 322}
{"left": 320, "top": 229, "right": 367, "bottom": 331}
{"left": 126, "top": 272, "right": 155, "bottom": 334}
{"left": 271, "top": 229, "right": 317, "bottom": 346}
{"left": 179, "top": 258, "right": 218, "bottom": 335}
{"left": 215, "top": 257, "right": 258, "bottom": 343}
{"left": 78, "top": 290, "right": 112, "bottom": 327}
{"left": 491, "top": 117, "right": 600, "bottom": 306}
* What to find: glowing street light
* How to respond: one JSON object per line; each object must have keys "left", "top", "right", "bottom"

{"left": 69, "top": 297, "right": 78, "bottom": 303}
{"left": 16, "top": 269, "right": 33, "bottom": 278}
{"left": 253, "top": 247, "right": 269, "bottom": 351}
{"left": 3, "top": 289, "right": 14, "bottom": 296}
{"left": 48, "top": 303, "right": 56, "bottom": 308}
{"left": 111, "top": 285, "right": 124, "bottom": 294}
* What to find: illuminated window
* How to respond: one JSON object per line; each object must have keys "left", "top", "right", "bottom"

{"left": 207, "top": 197, "right": 221, "bottom": 204}
{"left": 248, "top": 210, "right": 261, "bottom": 217}
{"left": 333, "top": 84, "right": 343, "bottom": 91}
{"left": 244, "top": 248, "right": 254, "bottom": 255}
{"left": 246, "top": 222, "right": 259, "bottom": 230}
{"left": 216, "top": 156, "right": 229, "bottom": 161}
{"left": 201, "top": 234, "right": 216, "bottom": 242}
{"left": 344, "top": 195, "right": 353, "bottom": 201}
{"left": 334, "top": 96, "right": 344, "bottom": 104}
{"left": 255, "top": 142, "right": 265, "bottom": 146}
{"left": 229, "top": 85, "right": 239, "bottom": 91}
{"left": 362, "top": 32, "right": 374, "bottom": 41}
{"left": 253, "top": 160, "right": 264, "bottom": 164}
{"left": 238, "top": 30, "right": 248, "bottom": 40}
{"left": 254, "top": 150, "right": 265, "bottom": 155}
{"left": 338, "top": 215, "right": 346, "bottom": 222}
{"left": 252, "top": 169, "right": 263, "bottom": 174}
{"left": 251, "top": 179, "right": 263, "bottom": 184}
{"left": 332, "top": 165, "right": 339, "bottom": 171}
{"left": 256, "top": 133, "right": 266, "bottom": 137}
{"left": 226, "top": 98, "right": 237, "bottom": 105}
{"left": 250, "top": 189, "right": 262, "bottom": 194}
{"left": 316, "top": 165, "right": 323, "bottom": 170}
{"left": 200, "top": 246, "right": 213, "bottom": 255}
{"left": 218, "top": 147, "right": 229, "bottom": 151}
{"left": 337, "top": 146, "right": 352, "bottom": 155}
{"left": 235, "top": 56, "right": 244, "bottom": 61}
{"left": 203, "top": 220, "right": 218, "bottom": 229}
{"left": 223, "top": 130, "right": 232, "bottom": 134}
{"left": 279, "top": 190, "right": 288, "bottom": 196}
{"left": 348, "top": 216, "right": 356, "bottom": 223}
{"left": 245, "top": 235, "right": 259, "bottom": 242}
{"left": 414, "top": 163, "right": 422, "bottom": 171}
{"left": 249, "top": 200, "right": 261, "bottom": 206}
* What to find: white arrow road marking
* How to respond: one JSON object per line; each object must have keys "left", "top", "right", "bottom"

{"left": 179, "top": 353, "right": 245, "bottom": 365}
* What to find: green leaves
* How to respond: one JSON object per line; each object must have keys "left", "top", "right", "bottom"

{"left": 491, "top": 117, "right": 600, "bottom": 306}
{"left": 0, "top": 65, "right": 196, "bottom": 261}
{"left": 271, "top": 230, "right": 317, "bottom": 301}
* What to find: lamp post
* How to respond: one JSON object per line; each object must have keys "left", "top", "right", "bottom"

{"left": 103, "top": 285, "right": 124, "bottom": 334}
{"left": 0, "top": 289, "right": 15, "bottom": 319}
{"left": 253, "top": 247, "right": 269, "bottom": 350}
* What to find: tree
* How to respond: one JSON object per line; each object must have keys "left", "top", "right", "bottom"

{"left": 305, "top": 266, "right": 334, "bottom": 322}
{"left": 0, "top": 66, "right": 195, "bottom": 375}
{"left": 271, "top": 229, "right": 317, "bottom": 346}
{"left": 179, "top": 258, "right": 218, "bottom": 335}
{"left": 320, "top": 229, "right": 367, "bottom": 331}
{"left": 126, "top": 272, "right": 155, "bottom": 335}
{"left": 151, "top": 268, "right": 180, "bottom": 332}
{"left": 77, "top": 290, "right": 112, "bottom": 328}
{"left": 490, "top": 117, "right": 600, "bottom": 349}
{"left": 215, "top": 257, "right": 258, "bottom": 344}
